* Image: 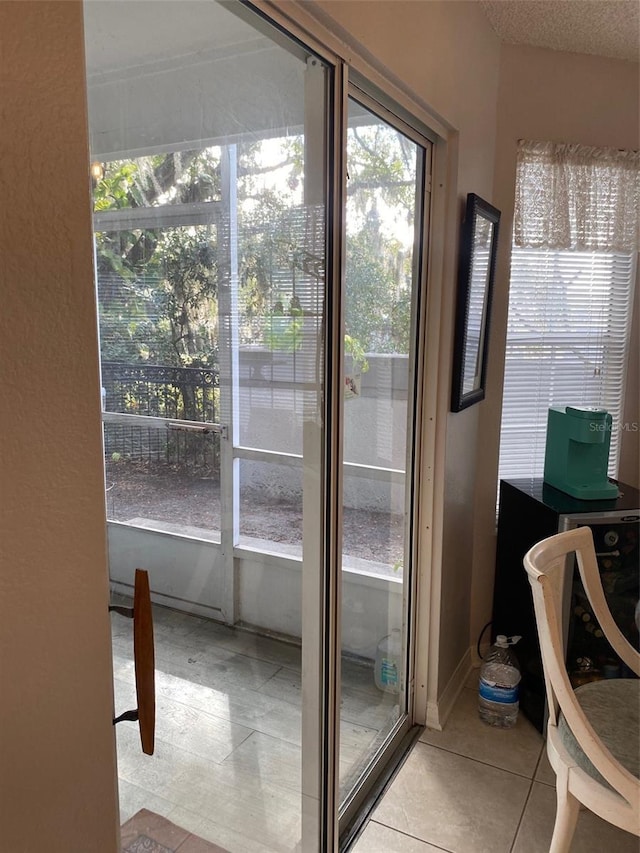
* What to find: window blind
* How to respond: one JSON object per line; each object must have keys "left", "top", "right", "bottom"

{"left": 498, "top": 247, "right": 635, "bottom": 480}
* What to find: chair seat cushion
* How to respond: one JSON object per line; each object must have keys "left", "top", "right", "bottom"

{"left": 558, "top": 678, "right": 640, "bottom": 787}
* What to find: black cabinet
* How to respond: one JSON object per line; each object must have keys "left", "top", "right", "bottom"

{"left": 493, "top": 478, "right": 639, "bottom": 732}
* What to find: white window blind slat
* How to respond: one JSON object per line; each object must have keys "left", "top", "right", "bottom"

{"left": 498, "top": 248, "right": 635, "bottom": 482}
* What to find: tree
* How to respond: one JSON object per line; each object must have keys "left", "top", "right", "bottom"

{"left": 92, "top": 122, "right": 416, "bottom": 369}
{"left": 345, "top": 122, "right": 417, "bottom": 354}
{"left": 94, "top": 152, "right": 222, "bottom": 367}
{"left": 345, "top": 209, "right": 412, "bottom": 354}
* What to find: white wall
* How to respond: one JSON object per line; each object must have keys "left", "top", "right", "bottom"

{"left": 0, "top": 2, "right": 119, "bottom": 850}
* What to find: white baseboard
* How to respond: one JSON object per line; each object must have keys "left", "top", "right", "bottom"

{"left": 426, "top": 645, "right": 474, "bottom": 731}
{"left": 109, "top": 579, "right": 225, "bottom": 622}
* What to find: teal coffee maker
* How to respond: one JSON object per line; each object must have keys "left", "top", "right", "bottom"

{"left": 543, "top": 406, "right": 619, "bottom": 500}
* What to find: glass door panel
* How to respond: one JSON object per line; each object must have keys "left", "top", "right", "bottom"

{"left": 84, "top": 2, "right": 330, "bottom": 849}
{"left": 339, "top": 96, "right": 426, "bottom": 806}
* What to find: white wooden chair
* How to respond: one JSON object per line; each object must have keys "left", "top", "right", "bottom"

{"left": 523, "top": 526, "right": 639, "bottom": 852}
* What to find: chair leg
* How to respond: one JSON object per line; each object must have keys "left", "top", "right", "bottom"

{"left": 549, "top": 770, "right": 580, "bottom": 853}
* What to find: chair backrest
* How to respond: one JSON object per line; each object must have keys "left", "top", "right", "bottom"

{"left": 523, "top": 526, "right": 639, "bottom": 802}
{"left": 523, "top": 528, "right": 576, "bottom": 730}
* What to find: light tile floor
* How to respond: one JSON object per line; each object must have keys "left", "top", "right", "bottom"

{"left": 352, "top": 676, "right": 639, "bottom": 853}
{"left": 113, "top": 603, "right": 637, "bottom": 853}
{"left": 112, "top": 601, "right": 397, "bottom": 853}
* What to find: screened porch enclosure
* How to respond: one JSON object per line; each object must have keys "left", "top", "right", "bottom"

{"left": 96, "top": 138, "right": 407, "bottom": 652}
{"left": 87, "top": 3, "right": 410, "bottom": 651}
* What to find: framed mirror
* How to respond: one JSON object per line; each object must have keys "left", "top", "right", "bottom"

{"left": 451, "top": 193, "right": 500, "bottom": 412}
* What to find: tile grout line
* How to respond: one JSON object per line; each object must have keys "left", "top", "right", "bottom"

{"left": 219, "top": 727, "right": 257, "bottom": 765}
{"left": 508, "top": 776, "right": 537, "bottom": 853}
{"left": 531, "top": 740, "right": 554, "bottom": 786}
{"left": 366, "top": 819, "right": 456, "bottom": 853}
{"left": 416, "top": 738, "right": 545, "bottom": 784}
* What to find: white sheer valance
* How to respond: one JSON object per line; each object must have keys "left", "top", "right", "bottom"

{"left": 514, "top": 140, "right": 640, "bottom": 252}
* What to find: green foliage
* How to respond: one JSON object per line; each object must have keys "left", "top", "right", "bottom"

{"left": 390, "top": 287, "right": 412, "bottom": 355}
{"left": 263, "top": 310, "right": 303, "bottom": 352}
{"left": 156, "top": 228, "right": 218, "bottom": 365}
{"left": 344, "top": 121, "right": 416, "bottom": 354}
{"left": 93, "top": 125, "right": 416, "bottom": 374}
{"left": 94, "top": 162, "right": 140, "bottom": 212}
{"left": 344, "top": 214, "right": 412, "bottom": 354}
{"left": 94, "top": 153, "right": 220, "bottom": 367}
{"left": 344, "top": 334, "right": 369, "bottom": 374}
{"left": 347, "top": 125, "right": 416, "bottom": 214}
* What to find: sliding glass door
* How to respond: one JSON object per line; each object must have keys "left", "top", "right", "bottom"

{"left": 85, "top": 2, "right": 333, "bottom": 848}
{"left": 338, "top": 93, "right": 430, "bottom": 827}
{"left": 84, "top": 2, "right": 432, "bottom": 849}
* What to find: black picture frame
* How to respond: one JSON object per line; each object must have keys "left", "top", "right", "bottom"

{"left": 451, "top": 193, "right": 501, "bottom": 412}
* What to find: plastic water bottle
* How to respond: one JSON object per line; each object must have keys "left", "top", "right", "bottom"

{"left": 478, "top": 635, "right": 521, "bottom": 727}
{"left": 375, "top": 629, "right": 402, "bottom": 693}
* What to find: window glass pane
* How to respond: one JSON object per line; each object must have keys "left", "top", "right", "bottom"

{"left": 238, "top": 459, "right": 302, "bottom": 556}
{"left": 105, "top": 423, "right": 221, "bottom": 537}
{"left": 500, "top": 142, "right": 636, "bottom": 486}
{"left": 342, "top": 470, "right": 404, "bottom": 571}
{"left": 96, "top": 220, "right": 219, "bottom": 375}
{"left": 238, "top": 346, "right": 305, "bottom": 453}
{"left": 236, "top": 166, "right": 312, "bottom": 455}
{"left": 96, "top": 180, "right": 221, "bottom": 534}
{"left": 339, "top": 98, "right": 422, "bottom": 803}
{"left": 499, "top": 247, "right": 634, "bottom": 480}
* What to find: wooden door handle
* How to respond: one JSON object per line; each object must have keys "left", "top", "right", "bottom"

{"left": 111, "top": 568, "right": 156, "bottom": 755}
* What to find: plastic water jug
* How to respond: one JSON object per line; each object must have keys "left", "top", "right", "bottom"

{"left": 478, "top": 634, "right": 521, "bottom": 727}
{"left": 375, "top": 629, "right": 402, "bottom": 693}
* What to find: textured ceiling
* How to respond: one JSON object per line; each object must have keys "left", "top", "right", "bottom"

{"left": 479, "top": 0, "right": 639, "bottom": 62}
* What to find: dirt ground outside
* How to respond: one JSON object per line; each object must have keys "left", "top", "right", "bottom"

{"left": 105, "top": 460, "right": 405, "bottom": 571}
